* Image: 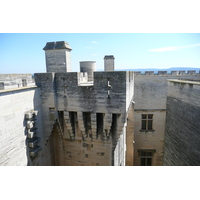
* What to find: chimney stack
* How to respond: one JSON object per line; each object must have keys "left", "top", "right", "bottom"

{"left": 43, "top": 41, "right": 72, "bottom": 73}
{"left": 104, "top": 55, "right": 115, "bottom": 71}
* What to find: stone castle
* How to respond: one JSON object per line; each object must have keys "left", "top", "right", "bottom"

{"left": 0, "top": 41, "right": 200, "bottom": 166}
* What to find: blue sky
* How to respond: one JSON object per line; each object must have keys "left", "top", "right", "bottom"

{"left": 0, "top": 33, "right": 200, "bottom": 73}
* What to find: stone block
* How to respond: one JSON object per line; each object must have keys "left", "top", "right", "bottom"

{"left": 134, "top": 71, "right": 141, "bottom": 75}
{"left": 145, "top": 71, "right": 154, "bottom": 75}
{"left": 171, "top": 71, "right": 179, "bottom": 75}
{"left": 187, "top": 70, "right": 196, "bottom": 75}
{"left": 158, "top": 71, "right": 167, "bottom": 75}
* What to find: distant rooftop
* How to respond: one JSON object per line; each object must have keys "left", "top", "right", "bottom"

{"left": 43, "top": 41, "right": 72, "bottom": 51}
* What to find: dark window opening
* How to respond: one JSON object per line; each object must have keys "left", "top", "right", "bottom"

{"left": 140, "top": 151, "right": 153, "bottom": 166}
{"left": 141, "top": 114, "right": 153, "bottom": 130}
{"left": 22, "top": 79, "right": 27, "bottom": 87}
{"left": 97, "top": 113, "right": 104, "bottom": 137}
{"left": 83, "top": 112, "right": 91, "bottom": 136}
{"left": 69, "top": 111, "right": 77, "bottom": 136}
{"left": 49, "top": 107, "right": 56, "bottom": 112}
{"left": 58, "top": 111, "right": 64, "bottom": 133}
{"left": 0, "top": 82, "right": 4, "bottom": 90}
{"left": 111, "top": 114, "right": 119, "bottom": 137}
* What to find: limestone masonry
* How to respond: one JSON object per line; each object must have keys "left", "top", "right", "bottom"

{"left": 0, "top": 41, "right": 200, "bottom": 166}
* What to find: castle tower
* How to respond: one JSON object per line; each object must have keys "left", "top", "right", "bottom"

{"left": 80, "top": 61, "right": 96, "bottom": 81}
{"left": 104, "top": 55, "right": 115, "bottom": 71}
{"left": 43, "top": 41, "right": 72, "bottom": 73}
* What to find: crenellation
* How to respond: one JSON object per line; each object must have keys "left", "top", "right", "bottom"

{"left": 145, "top": 71, "right": 154, "bottom": 75}
{"left": 187, "top": 70, "right": 196, "bottom": 75}
{"left": 134, "top": 71, "right": 141, "bottom": 75}
{"left": 158, "top": 71, "right": 167, "bottom": 75}
{"left": 179, "top": 70, "right": 186, "bottom": 75}
{"left": 133, "top": 70, "right": 200, "bottom": 76}
{"left": 0, "top": 74, "right": 34, "bottom": 90}
{"left": 171, "top": 71, "right": 179, "bottom": 75}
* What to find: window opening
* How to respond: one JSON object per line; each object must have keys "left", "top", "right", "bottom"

{"left": 107, "top": 79, "right": 112, "bottom": 98}
{"left": 83, "top": 112, "right": 91, "bottom": 136}
{"left": 140, "top": 151, "right": 153, "bottom": 166}
{"left": 0, "top": 82, "right": 4, "bottom": 90}
{"left": 69, "top": 111, "right": 77, "bottom": 136}
{"left": 22, "top": 79, "right": 27, "bottom": 87}
{"left": 141, "top": 114, "right": 153, "bottom": 130}
{"left": 97, "top": 113, "right": 104, "bottom": 137}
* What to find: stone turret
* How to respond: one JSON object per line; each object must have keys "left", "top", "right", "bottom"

{"left": 43, "top": 41, "right": 72, "bottom": 73}
{"left": 104, "top": 55, "right": 115, "bottom": 71}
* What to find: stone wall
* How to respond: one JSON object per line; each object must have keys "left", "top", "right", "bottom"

{"left": 0, "top": 74, "right": 35, "bottom": 90}
{"left": 125, "top": 103, "right": 134, "bottom": 166}
{"left": 133, "top": 73, "right": 200, "bottom": 166}
{"left": 0, "top": 86, "right": 49, "bottom": 166}
{"left": 34, "top": 71, "right": 134, "bottom": 166}
{"left": 164, "top": 80, "right": 200, "bottom": 166}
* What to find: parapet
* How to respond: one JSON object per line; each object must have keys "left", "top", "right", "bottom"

{"left": 43, "top": 41, "right": 72, "bottom": 51}
{"left": 158, "top": 71, "right": 167, "bottom": 75}
{"left": 134, "top": 70, "right": 200, "bottom": 76}
{"left": 34, "top": 71, "right": 134, "bottom": 114}
{"left": 168, "top": 79, "right": 200, "bottom": 85}
{"left": 145, "top": 71, "right": 154, "bottom": 75}
{"left": 0, "top": 74, "right": 35, "bottom": 90}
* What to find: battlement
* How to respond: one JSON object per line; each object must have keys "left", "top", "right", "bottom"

{"left": 0, "top": 74, "right": 35, "bottom": 90}
{"left": 34, "top": 71, "right": 134, "bottom": 114}
{"left": 134, "top": 70, "right": 200, "bottom": 76}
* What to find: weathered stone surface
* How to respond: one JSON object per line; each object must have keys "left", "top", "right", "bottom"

{"left": 0, "top": 74, "right": 34, "bottom": 90}
{"left": 164, "top": 80, "right": 200, "bottom": 166}
{"left": 34, "top": 71, "right": 134, "bottom": 166}
{"left": 0, "top": 87, "right": 47, "bottom": 166}
{"left": 43, "top": 41, "right": 72, "bottom": 73}
{"left": 104, "top": 55, "right": 115, "bottom": 71}
{"left": 133, "top": 74, "right": 200, "bottom": 166}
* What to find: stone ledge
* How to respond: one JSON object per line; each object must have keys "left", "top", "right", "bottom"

{"left": 168, "top": 79, "right": 200, "bottom": 85}
{"left": 0, "top": 86, "right": 38, "bottom": 94}
{"left": 139, "top": 129, "right": 155, "bottom": 133}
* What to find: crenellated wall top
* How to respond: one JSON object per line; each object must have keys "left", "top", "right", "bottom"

{"left": 134, "top": 70, "right": 200, "bottom": 76}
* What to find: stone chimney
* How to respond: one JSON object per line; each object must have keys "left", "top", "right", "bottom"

{"left": 43, "top": 41, "right": 72, "bottom": 73}
{"left": 104, "top": 55, "right": 115, "bottom": 71}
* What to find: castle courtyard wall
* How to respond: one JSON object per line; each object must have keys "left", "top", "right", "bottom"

{"left": 0, "top": 86, "right": 50, "bottom": 166}
{"left": 0, "top": 74, "right": 35, "bottom": 90}
{"left": 133, "top": 73, "right": 199, "bottom": 166}
{"left": 164, "top": 80, "right": 200, "bottom": 165}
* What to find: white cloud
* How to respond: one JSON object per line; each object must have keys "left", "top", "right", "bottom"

{"left": 149, "top": 43, "right": 200, "bottom": 52}
{"left": 91, "top": 53, "right": 97, "bottom": 56}
{"left": 91, "top": 41, "right": 97, "bottom": 44}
